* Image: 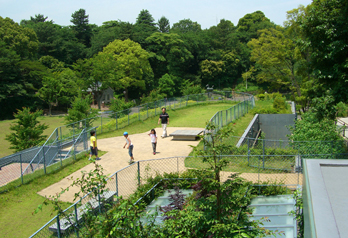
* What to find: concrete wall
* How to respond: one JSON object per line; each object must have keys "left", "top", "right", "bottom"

{"left": 259, "top": 114, "right": 295, "bottom": 141}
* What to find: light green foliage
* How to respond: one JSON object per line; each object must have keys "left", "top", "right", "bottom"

{"left": 158, "top": 73, "right": 175, "bottom": 97}
{"left": 99, "top": 39, "right": 153, "bottom": 100}
{"left": 288, "top": 112, "right": 346, "bottom": 156}
{"left": 37, "top": 58, "right": 78, "bottom": 115}
{"left": 200, "top": 59, "right": 224, "bottom": 87}
{"left": 64, "top": 94, "right": 98, "bottom": 127}
{"left": 5, "top": 108, "right": 48, "bottom": 152}
{"left": 0, "top": 16, "right": 38, "bottom": 59}
{"left": 180, "top": 79, "right": 204, "bottom": 96}
{"left": 336, "top": 102, "right": 348, "bottom": 117}
{"left": 109, "top": 95, "right": 135, "bottom": 118}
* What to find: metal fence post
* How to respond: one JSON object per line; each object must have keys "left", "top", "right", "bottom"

{"left": 247, "top": 138, "right": 250, "bottom": 166}
{"left": 56, "top": 215, "right": 61, "bottom": 238}
{"left": 101, "top": 116, "right": 103, "bottom": 134}
{"left": 155, "top": 101, "right": 157, "bottom": 115}
{"left": 128, "top": 112, "right": 130, "bottom": 125}
{"left": 116, "top": 172, "right": 118, "bottom": 197}
{"left": 74, "top": 204, "right": 79, "bottom": 237}
{"left": 147, "top": 103, "right": 148, "bottom": 119}
{"left": 43, "top": 147, "right": 46, "bottom": 174}
{"left": 116, "top": 112, "right": 118, "bottom": 130}
{"left": 20, "top": 154, "right": 23, "bottom": 184}
{"left": 138, "top": 105, "right": 140, "bottom": 121}
{"left": 137, "top": 161, "right": 141, "bottom": 186}
{"left": 263, "top": 139, "right": 265, "bottom": 169}
{"left": 177, "top": 157, "right": 179, "bottom": 173}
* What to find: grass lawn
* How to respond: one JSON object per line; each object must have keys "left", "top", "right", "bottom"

{"left": 0, "top": 101, "right": 237, "bottom": 238}
{"left": 0, "top": 116, "right": 66, "bottom": 158}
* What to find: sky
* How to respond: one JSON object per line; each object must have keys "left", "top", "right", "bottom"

{"left": 0, "top": 0, "right": 313, "bottom": 29}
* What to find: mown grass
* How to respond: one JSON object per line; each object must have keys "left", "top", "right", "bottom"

{"left": 0, "top": 116, "right": 66, "bottom": 158}
{"left": 0, "top": 101, "right": 237, "bottom": 238}
{"left": 0, "top": 151, "right": 107, "bottom": 238}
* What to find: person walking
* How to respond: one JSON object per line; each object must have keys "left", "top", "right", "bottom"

{"left": 123, "top": 132, "right": 134, "bottom": 163}
{"left": 158, "top": 107, "right": 169, "bottom": 138}
{"left": 89, "top": 130, "right": 100, "bottom": 160}
{"left": 148, "top": 129, "right": 157, "bottom": 155}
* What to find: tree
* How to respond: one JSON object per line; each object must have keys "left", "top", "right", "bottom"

{"left": 158, "top": 16, "right": 170, "bottom": 33}
{"left": 36, "top": 60, "right": 77, "bottom": 115}
{"left": 158, "top": 73, "right": 175, "bottom": 97}
{"left": 82, "top": 39, "right": 153, "bottom": 105}
{"left": 146, "top": 32, "right": 193, "bottom": 79}
{"left": 132, "top": 9, "right": 157, "bottom": 47}
{"left": 301, "top": 0, "right": 348, "bottom": 103}
{"left": 236, "top": 11, "right": 276, "bottom": 44}
{"left": 171, "top": 19, "right": 201, "bottom": 34}
{"left": 248, "top": 28, "right": 308, "bottom": 103}
{"left": 6, "top": 108, "right": 48, "bottom": 152}
{"left": 70, "top": 9, "right": 92, "bottom": 47}
{"left": 65, "top": 94, "right": 98, "bottom": 128}
{"left": 136, "top": 9, "right": 156, "bottom": 26}
{"left": 200, "top": 60, "right": 224, "bottom": 88}
{"left": 88, "top": 21, "right": 133, "bottom": 57}
{"left": 0, "top": 16, "right": 38, "bottom": 59}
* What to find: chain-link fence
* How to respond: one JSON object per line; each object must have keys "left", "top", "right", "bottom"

{"left": 0, "top": 91, "right": 250, "bottom": 190}
{"left": 30, "top": 153, "right": 303, "bottom": 238}
{"left": 29, "top": 127, "right": 348, "bottom": 238}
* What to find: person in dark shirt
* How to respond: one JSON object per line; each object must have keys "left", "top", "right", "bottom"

{"left": 158, "top": 107, "right": 169, "bottom": 138}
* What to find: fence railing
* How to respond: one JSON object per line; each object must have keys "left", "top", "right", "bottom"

{"left": 0, "top": 91, "right": 247, "bottom": 189}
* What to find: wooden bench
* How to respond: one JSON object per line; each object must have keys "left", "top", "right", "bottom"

{"left": 49, "top": 190, "right": 116, "bottom": 233}
{"left": 169, "top": 130, "right": 203, "bottom": 141}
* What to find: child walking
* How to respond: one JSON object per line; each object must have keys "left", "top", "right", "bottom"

{"left": 148, "top": 129, "right": 157, "bottom": 155}
{"left": 89, "top": 130, "right": 100, "bottom": 160}
{"left": 123, "top": 132, "right": 134, "bottom": 163}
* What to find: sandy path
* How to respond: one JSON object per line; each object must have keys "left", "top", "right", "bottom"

{"left": 38, "top": 127, "right": 204, "bottom": 203}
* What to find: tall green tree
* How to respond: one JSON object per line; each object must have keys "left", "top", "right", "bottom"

{"left": 6, "top": 108, "right": 48, "bottom": 152}
{"left": 301, "top": 0, "right": 348, "bottom": 103}
{"left": 171, "top": 19, "right": 202, "bottom": 34}
{"left": 132, "top": 9, "right": 157, "bottom": 47}
{"left": 70, "top": 8, "right": 92, "bottom": 47}
{"left": 146, "top": 32, "right": 193, "bottom": 81}
{"left": 158, "top": 16, "right": 170, "bottom": 33}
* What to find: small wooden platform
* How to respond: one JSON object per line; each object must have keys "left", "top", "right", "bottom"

{"left": 169, "top": 130, "right": 203, "bottom": 141}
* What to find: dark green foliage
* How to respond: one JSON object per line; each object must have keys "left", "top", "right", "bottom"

{"left": 302, "top": 0, "right": 348, "bottom": 103}
{"left": 5, "top": 108, "right": 48, "bottom": 152}
{"left": 70, "top": 8, "right": 92, "bottom": 47}
{"left": 158, "top": 16, "right": 170, "bottom": 33}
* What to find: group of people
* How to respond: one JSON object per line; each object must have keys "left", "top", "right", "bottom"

{"left": 89, "top": 107, "right": 170, "bottom": 164}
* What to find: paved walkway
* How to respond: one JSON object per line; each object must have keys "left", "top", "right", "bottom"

{"left": 38, "top": 127, "right": 203, "bottom": 203}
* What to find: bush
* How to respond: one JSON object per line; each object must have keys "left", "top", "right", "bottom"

{"left": 109, "top": 96, "right": 135, "bottom": 118}
{"left": 336, "top": 102, "right": 348, "bottom": 117}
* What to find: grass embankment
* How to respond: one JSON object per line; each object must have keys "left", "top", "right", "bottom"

{"left": 0, "top": 101, "right": 236, "bottom": 238}
{"left": 186, "top": 100, "right": 294, "bottom": 173}
{"left": 0, "top": 116, "right": 66, "bottom": 158}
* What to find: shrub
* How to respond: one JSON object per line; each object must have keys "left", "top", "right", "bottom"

{"left": 336, "top": 102, "right": 348, "bottom": 117}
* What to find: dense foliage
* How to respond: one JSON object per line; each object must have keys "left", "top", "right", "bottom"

{"left": 1, "top": 0, "right": 347, "bottom": 120}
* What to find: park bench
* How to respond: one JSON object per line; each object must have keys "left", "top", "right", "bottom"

{"left": 49, "top": 190, "right": 116, "bottom": 233}
{"left": 169, "top": 130, "right": 203, "bottom": 141}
